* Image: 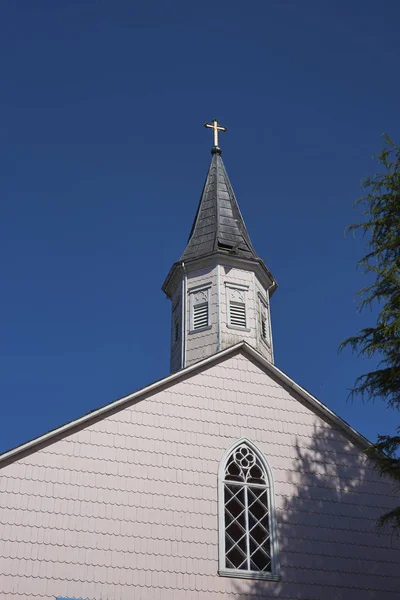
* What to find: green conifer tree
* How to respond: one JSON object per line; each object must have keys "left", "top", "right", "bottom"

{"left": 340, "top": 134, "right": 400, "bottom": 529}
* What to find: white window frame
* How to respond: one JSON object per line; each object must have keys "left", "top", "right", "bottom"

{"left": 189, "top": 283, "right": 211, "bottom": 333}
{"left": 218, "top": 438, "right": 280, "bottom": 581}
{"left": 258, "top": 293, "right": 271, "bottom": 347}
{"left": 225, "top": 283, "right": 249, "bottom": 331}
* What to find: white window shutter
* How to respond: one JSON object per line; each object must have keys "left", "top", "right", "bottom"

{"left": 226, "top": 285, "right": 247, "bottom": 329}
{"left": 190, "top": 286, "right": 211, "bottom": 331}
{"left": 229, "top": 301, "right": 246, "bottom": 328}
{"left": 193, "top": 302, "right": 209, "bottom": 330}
{"left": 259, "top": 297, "right": 270, "bottom": 345}
{"left": 261, "top": 315, "right": 267, "bottom": 340}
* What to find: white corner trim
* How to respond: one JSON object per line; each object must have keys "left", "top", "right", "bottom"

{"left": 181, "top": 263, "right": 187, "bottom": 369}
{"left": 217, "top": 265, "right": 222, "bottom": 352}
{"left": 267, "top": 288, "right": 274, "bottom": 363}
{"left": 252, "top": 273, "right": 259, "bottom": 344}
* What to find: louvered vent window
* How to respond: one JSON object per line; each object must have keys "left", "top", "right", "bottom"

{"left": 174, "top": 320, "right": 179, "bottom": 342}
{"left": 219, "top": 441, "right": 279, "bottom": 580}
{"left": 261, "top": 317, "right": 267, "bottom": 341}
{"left": 227, "top": 285, "right": 248, "bottom": 329}
{"left": 193, "top": 302, "right": 209, "bottom": 330}
{"left": 259, "top": 297, "right": 270, "bottom": 345}
{"left": 190, "top": 285, "right": 211, "bottom": 332}
{"left": 172, "top": 301, "right": 181, "bottom": 345}
{"left": 230, "top": 301, "right": 246, "bottom": 328}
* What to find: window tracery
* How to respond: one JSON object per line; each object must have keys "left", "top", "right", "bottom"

{"left": 219, "top": 440, "right": 279, "bottom": 580}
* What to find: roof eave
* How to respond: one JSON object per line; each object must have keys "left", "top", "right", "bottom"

{"left": 161, "top": 261, "right": 183, "bottom": 298}
{"left": 0, "top": 342, "right": 372, "bottom": 466}
{"left": 162, "top": 253, "right": 277, "bottom": 299}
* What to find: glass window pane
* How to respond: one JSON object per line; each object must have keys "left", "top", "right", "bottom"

{"left": 223, "top": 444, "right": 273, "bottom": 574}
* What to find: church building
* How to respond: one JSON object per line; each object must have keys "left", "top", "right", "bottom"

{"left": 0, "top": 121, "right": 399, "bottom": 600}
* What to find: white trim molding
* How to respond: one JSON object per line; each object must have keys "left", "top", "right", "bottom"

{"left": 0, "top": 342, "right": 372, "bottom": 466}
{"left": 181, "top": 263, "right": 187, "bottom": 368}
{"left": 217, "top": 265, "right": 222, "bottom": 351}
{"left": 218, "top": 438, "right": 280, "bottom": 581}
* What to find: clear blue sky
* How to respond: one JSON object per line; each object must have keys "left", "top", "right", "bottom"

{"left": 1, "top": 0, "right": 399, "bottom": 453}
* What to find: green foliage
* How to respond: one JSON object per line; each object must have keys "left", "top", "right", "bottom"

{"left": 340, "top": 133, "right": 400, "bottom": 529}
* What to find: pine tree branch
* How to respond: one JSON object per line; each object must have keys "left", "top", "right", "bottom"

{"left": 341, "top": 133, "right": 400, "bottom": 528}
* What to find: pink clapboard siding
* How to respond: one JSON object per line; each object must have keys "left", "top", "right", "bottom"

{"left": 0, "top": 348, "right": 399, "bottom": 600}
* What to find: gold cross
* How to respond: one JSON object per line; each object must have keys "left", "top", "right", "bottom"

{"left": 204, "top": 119, "right": 227, "bottom": 147}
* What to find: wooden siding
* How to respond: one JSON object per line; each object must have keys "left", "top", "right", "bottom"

{"left": 0, "top": 350, "right": 399, "bottom": 599}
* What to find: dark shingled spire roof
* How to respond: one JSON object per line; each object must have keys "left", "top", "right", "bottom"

{"left": 180, "top": 148, "right": 259, "bottom": 262}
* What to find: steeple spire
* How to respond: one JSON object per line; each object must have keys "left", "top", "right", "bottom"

{"left": 180, "top": 148, "right": 259, "bottom": 262}
{"left": 162, "top": 120, "right": 277, "bottom": 373}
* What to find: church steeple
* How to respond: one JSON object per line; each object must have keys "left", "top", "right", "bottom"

{"left": 180, "top": 147, "right": 259, "bottom": 262}
{"left": 163, "top": 121, "right": 277, "bottom": 373}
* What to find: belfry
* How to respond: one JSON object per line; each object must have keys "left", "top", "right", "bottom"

{"left": 163, "top": 119, "right": 277, "bottom": 371}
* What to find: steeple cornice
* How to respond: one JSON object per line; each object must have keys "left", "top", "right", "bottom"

{"left": 162, "top": 252, "right": 276, "bottom": 300}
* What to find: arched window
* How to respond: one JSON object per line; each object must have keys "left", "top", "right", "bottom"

{"left": 218, "top": 439, "right": 280, "bottom": 580}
